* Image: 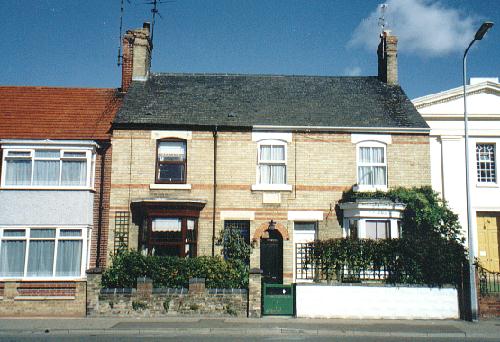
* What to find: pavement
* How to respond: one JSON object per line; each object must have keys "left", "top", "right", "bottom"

{"left": 0, "top": 316, "right": 499, "bottom": 339}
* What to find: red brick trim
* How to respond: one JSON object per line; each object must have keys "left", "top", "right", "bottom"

{"left": 253, "top": 222, "right": 289, "bottom": 241}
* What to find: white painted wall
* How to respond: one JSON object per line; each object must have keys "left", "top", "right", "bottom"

{"left": 414, "top": 80, "right": 500, "bottom": 256}
{"left": 296, "top": 284, "right": 459, "bottom": 319}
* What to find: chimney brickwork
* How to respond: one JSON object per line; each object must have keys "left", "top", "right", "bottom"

{"left": 121, "top": 22, "right": 152, "bottom": 92}
{"left": 377, "top": 30, "right": 398, "bottom": 85}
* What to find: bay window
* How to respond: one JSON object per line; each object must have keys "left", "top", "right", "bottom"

{"left": 148, "top": 217, "right": 197, "bottom": 257}
{"left": 2, "top": 148, "right": 92, "bottom": 188}
{"left": 0, "top": 227, "right": 86, "bottom": 278}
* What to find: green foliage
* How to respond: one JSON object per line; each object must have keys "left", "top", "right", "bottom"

{"left": 341, "top": 186, "right": 464, "bottom": 243}
{"left": 131, "top": 300, "right": 148, "bottom": 311}
{"left": 102, "top": 250, "right": 248, "bottom": 289}
{"left": 311, "top": 187, "right": 467, "bottom": 287}
{"left": 215, "top": 228, "right": 252, "bottom": 264}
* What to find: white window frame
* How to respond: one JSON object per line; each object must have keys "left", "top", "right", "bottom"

{"left": 476, "top": 142, "right": 497, "bottom": 185}
{"left": 1, "top": 147, "right": 93, "bottom": 190}
{"left": 356, "top": 141, "right": 388, "bottom": 192}
{"left": 252, "top": 139, "right": 291, "bottom": 191}
{"left": 0, "top": 226, "right": 88, "bottom": 280}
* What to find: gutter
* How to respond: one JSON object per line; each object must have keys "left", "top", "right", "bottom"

{"left": 252, "top": 125, "right": 430, "bottom": 134}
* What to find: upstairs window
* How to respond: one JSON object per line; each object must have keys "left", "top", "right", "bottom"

{"left": 156, "top": 140, "right": 187, "bottom": 184}
{"left": 2, "top": 149, "right": 91, "bottom": 188}
{"left": 258, "top": 142, "right": 286, "bottom": 185}
{"left": 357, "top": 142, "right": 387, "bottom": 189}
{"left": 476, "top": 143, "right": 496, "bottom": 183}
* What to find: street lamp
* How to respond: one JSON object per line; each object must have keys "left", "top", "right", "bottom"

{"left": 463, "top": 21, "right": 494, "bottom": 322}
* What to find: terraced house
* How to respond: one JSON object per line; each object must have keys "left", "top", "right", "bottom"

{"left": 108, "top": 24, "right": 431, "bottom": 285}
{"left": 0, "top": 86, "right": 120, "bottom": 316}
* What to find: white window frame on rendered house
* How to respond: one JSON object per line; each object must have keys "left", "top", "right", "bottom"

{"left": 1, "top": 143, "right": 95, "bottom": 190}
{"left": 356, "top": 141, "right": 388, "bottom": 191}
{"left": 252, "top": 139, "right": 291, "bottom": 191}
{"left": 0, "top": 226, "right": 89, "bottom": 280}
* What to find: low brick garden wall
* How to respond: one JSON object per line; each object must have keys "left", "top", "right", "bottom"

{"left": 86, "top": 272, "right": 248, "bottom": 317}
{"left": 0, "top": 280, "right": 86, "bottom": 317}
{"left": 479, "top": 295, "right": 500, "bottom": 317}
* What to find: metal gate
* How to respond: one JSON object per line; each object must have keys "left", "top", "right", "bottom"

{"left": 262, "top": 283, "right": 294, "bottom": 315}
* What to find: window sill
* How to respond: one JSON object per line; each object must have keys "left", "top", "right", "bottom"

{"left": 150, "top": 183, "right": 192, "bottom": 190}
{"left": 353, "top": 185, "right": 388, "bottom": 192}
{"left": 251, "top": 184, "right": 292, "bottom": 192}
{"left": 0, "top": 186, "right": 94, "bottom": 191}
{"left": 0, "top": 277, "right": 85, "bottom": 281}
{"left": 14, "top": 296, "right": 76, "bottom": 301}
{"left": 476, "top": 183, "right": 499, "bottom": 188}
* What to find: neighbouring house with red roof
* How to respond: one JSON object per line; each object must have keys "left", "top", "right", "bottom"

{"left": 0, "top": 86, "right": 121, "bottom": 316}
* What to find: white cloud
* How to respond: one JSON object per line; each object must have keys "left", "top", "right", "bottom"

{"left": 349, "top": 0, "right": 477, "bottom": 57}
{"left": 344, "top": 66, "right": 362, "bottom": 76}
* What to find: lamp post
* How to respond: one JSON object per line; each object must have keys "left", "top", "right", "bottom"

{"left": 463, "top": 21, "right": 494, "bottom": 321}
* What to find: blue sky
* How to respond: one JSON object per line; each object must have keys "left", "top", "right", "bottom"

{"left": 1, "top": 0, "right": 498, "bottom": 98}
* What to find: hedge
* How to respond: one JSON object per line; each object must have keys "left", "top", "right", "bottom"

{"left": 102, "top": 251, "right": 248, "bottom": 289}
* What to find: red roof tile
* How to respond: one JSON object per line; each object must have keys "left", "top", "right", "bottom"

{"left": 0, "top": 86, "right": 122, "bottom": 140}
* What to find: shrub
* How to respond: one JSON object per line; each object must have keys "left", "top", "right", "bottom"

{"left": 102, "top": 251, "right": 248, "bottom": 289}
{"left": 311, "top": 187, "right": 467, "bottom": 287}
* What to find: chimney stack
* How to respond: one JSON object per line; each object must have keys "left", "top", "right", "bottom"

{"left": 377, "top": 30, "right": 398, "bottom": 85}
{"left": 121, "top": 22, "right": 152, "bottom": 92}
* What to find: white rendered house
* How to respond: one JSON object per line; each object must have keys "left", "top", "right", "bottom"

{"left": 413, "top": 77, "right": 500, "bottom": 272}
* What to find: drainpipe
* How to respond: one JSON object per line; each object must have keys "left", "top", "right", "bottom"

{"left": 95, "top": 141, "right": 111, "bottom": 268}
{"left": 211, "top": 126, "right": 218, "bottom": 257}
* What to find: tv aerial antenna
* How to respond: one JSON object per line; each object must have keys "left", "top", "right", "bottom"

{"left": 117, "top": 0, "right": 131, "bottom": 66}
{"left": 144, "top": 0, "right": 175, "bottom": 47}
{"left": 378, "top": 3, "right": 388, "bottom": 34}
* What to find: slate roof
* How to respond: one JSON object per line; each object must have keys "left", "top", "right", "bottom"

{"left": 115, "top": 73, "right": 429, "bottom": 130}
{"left": 0, "top": 86, "right": 121, "bottom": 140}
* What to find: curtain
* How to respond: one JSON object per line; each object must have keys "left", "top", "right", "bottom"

{"left": 27, "top": 240, "right": 55, "bottom": 276}
{"left": 359, "top": 147, "right": 384, "bottom": 163}
{"left": 56, "top": 240, "right": 82, "bottom": 276}
{"left": 158, "top": 142, "right": 186, "bottom": 161}
{"left": 5, "top": 160, "right": 32, "bottom": 185}
{"left": 152, "top": 218, "right": 182, "bottom": 232}
{"left": 358, "top": 166, "right": 386, "bottom": 185}
{"left": 61, "top": 160, "right": 87, "bottom": 186}
{"left": 33, "top": 160, "right": 59, "bottom": 186}
{"left": 259, "top": 165, "right": 285, "bottom": 184}
{"left": 0, "top": 240, "right": 26, "bottom": 276}
{"left": 260, "top": 145, "right": 284, "bottom": 161}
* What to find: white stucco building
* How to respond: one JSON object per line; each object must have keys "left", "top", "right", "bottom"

{"left": 413, "top": 78, "right": 500, "bottom": 272}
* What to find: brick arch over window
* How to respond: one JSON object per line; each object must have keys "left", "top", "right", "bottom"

{"left": 253, "top": 222, "right": 289, "bottom": 241}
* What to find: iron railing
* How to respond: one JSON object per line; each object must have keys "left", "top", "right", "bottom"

{"left": 478, "top": 265, "right": 500, "bottom": 296}
{"left": 295, "top": 242, "right": 391, "bottom": 282}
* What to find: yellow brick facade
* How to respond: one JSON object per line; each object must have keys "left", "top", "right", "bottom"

{"left": 108, "top": 130, "right": 430, "bottom": 284}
